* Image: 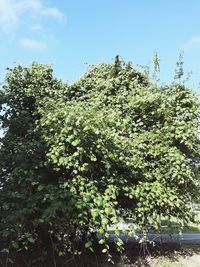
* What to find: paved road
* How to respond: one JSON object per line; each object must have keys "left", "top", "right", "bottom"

{"left": 108, "top": 233, "right": 200, "bottom": 244}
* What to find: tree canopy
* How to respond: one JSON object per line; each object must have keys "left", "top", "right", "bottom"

{"left": 0, "top": 58, "right": 200, "bottom": 264}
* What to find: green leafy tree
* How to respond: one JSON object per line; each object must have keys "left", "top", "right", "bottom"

{"left": 0, "top": 58, "right": 200, "bottom": 264}
{"left": 0, "top": 63, "right": 76, "bottom": 264}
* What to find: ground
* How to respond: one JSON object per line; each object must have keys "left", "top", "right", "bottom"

{"left": 150, "top": 254, "right": 200, "bottom": 267}
{"left": 102, "top": 243, "right": 200, "bottom": 267}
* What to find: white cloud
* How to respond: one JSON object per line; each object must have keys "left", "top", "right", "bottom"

{"left": 0, "top": 0, "right": 64, "bottom": 33}
{"left": 19, "top": 38, "right": 47, "bottom": 50}
{"left": 21, "top": 0, "right": 64, "bottom": 20}
{"left": 0, "top": 0, "right": 19, "bottom": 33}
{"left": 30, "top": 24, "right": 44, "bottom": 31}
{"left": 184, "top": 36, "right": 200, "bottom": 50}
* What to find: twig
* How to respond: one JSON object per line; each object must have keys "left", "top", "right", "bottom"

{"left": 50, "top": 234, "right": 57, "bottom": 267}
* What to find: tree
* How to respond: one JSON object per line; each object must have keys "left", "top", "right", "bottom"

{"left": 0, "top": 58, "right": 200, "bottom": 264}
{"left": 174, "top": 52, "right": 184, "bottom": 81}
{"left": 0, "top": 63, "right": 75, "bottom": 264}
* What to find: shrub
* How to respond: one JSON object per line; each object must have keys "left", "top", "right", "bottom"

{"left": 0, "top": 58, "right": 200, "bottom": 264}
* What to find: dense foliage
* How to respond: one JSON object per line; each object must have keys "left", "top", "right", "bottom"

{"left": 0, "top": 58, "right": 200, "bottom": 264}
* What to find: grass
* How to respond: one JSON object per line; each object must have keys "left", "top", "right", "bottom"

{"left": 108, "top": 213, "right": 200, "bottom": 235}
{"left": 157, "top": 213, "right": 200, "bottom": 234}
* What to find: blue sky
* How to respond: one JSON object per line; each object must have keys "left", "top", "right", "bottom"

{"left": 1, "top": 0, "right": 200, "bottom": 90}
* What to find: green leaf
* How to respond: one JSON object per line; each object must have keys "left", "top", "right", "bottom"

{"left": 99, "top": 239, "right": 105, "bottom": 245}
{"left": 85, "top": 241, "right": 92, "bottom": 248}
{"left": 102, "top": 248, "right": 107, "bottom": 253}
{"left": 91, "top": 155, "right": 97, "bottom": 161}
{"left": 12, "top": 241, "right": 19, "bottom": 249}
{"left": 38, "top": 185, "right": 44, "bottom": 191}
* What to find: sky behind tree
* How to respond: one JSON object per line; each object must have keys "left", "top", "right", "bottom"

{"left": 0, "top": 0, "right": 200, "bottom": 90}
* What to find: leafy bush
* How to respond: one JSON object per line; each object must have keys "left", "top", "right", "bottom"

{"left": 0, "top": 58, "right": 200, "bottom": 264}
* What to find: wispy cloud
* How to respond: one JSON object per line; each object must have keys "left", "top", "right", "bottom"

{"left": 30, "top": 24, "right": 44, "bottom": 31}
{"left": 24, "top": 0, "right": 64, "bottom": 20}
{"left": 184, "top": 36, "right": 200, "bottom": 50}
{"left": 19, "top": 38, "right": 47, "bottom": 51}
{"left": 0, "top": 0, "right": 64, "bottom": 33}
